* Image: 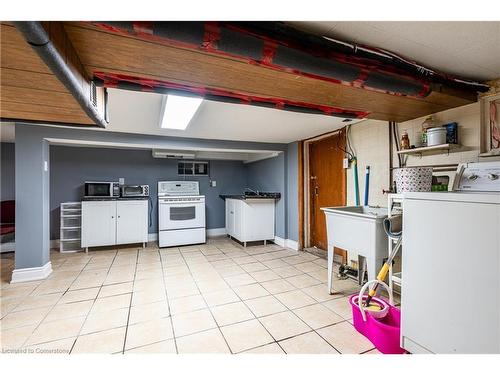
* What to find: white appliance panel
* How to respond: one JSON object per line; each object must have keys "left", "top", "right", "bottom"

{"left": 159, "top": 227, "right": 205, "bottom": 247}
{"left": 159, "top": 201, "right": 205, "bottom": 231}
{"left": 402, "top": 197, "right": 500, "bottom": 353}
{"left": 158, "top": 181, "right": 200, "bottom": 196}
{"left": 454, "top": 161, "right": 500, "bottom": 192}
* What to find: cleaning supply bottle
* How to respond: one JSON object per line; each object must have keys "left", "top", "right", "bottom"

{"left": 421, "top": 115, "right": 435, "bottom": 147}
{"left": 400, "top": 131, "right": 410, "bottom": 150}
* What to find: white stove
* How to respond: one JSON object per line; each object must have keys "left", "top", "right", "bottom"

{"left": 158, "top": 181, "right": 206, "bottom": 247}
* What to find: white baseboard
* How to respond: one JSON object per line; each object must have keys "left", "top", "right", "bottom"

{"left": 273, "top": 236, "right": 299, "bottom": 250}
{"left": 11, "top": 261, "right": 52, "bottom": 283}
{"left": 51, "top": 227, "right": 235, "bottom": 252}
{"left": 51, "top": 229, "right": 223, "bottom": 248}
{"left": 273, "top": 236, "right": 285, "bottom": 247}
{"left": 285, "top": 239, "right": 299, "bottom": 251}
{"left": 206, "top": 228, "right": 227, "bottom": 237}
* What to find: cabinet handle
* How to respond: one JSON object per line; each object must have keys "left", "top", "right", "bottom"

{"left": 111, "top": 216, "right": 114, "bottom": 218}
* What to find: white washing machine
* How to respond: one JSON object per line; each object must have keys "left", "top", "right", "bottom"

{"left": 401, "top": 161, "right": 500, "bottom": 354}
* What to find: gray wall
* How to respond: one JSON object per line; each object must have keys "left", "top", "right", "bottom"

{"left": 1, "top": 143, "right": 15, "bottom": 201}
{"left": 245, "top": 152, "right": 286, "bottom": 238}
{"left": 50, "top": 146, "right": 247, "bottom": 239}
{"left": 286, "top": 142, "right": 299, "bottom": 242}
{"left": 14, "top": 123, "right": 289, "bottom": 270}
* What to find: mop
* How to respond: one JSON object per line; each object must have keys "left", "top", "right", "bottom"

{"left": 364, "top": 235, "right": 402, "bottom": 308}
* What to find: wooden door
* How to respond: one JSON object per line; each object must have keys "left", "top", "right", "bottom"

{"left": 309, "top": 132, "right": 346, "bottom": 251}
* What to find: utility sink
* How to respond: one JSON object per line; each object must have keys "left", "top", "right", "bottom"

{"left": 321, "top": 205, "right": 388, "bottom": 218}
{"left": 321, "top": 206, "right": 389, "bottom": 294}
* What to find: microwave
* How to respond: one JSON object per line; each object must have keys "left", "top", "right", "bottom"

{"left": 121, "top": 185, "right": 150, "bottom": 198}
{"left": 84, "top": 181, "right": 120, "bottom": 198}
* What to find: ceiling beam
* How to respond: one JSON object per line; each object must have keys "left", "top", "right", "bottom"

{"left": 64, "top": 22, "right": 477, "bottom": 123}
{"left": 0, "top": 23, "right": 106, "bottom": 127}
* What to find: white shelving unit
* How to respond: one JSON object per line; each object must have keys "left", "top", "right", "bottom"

{"left": 387, "top": 194, "right": 403, "bottom": 291}
{"left": 60, "top": 202, "right": 82, "bottom": 253}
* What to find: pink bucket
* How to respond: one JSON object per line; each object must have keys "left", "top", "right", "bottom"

{"left": 349, "top": 288, "right": 405, "bottom": 354}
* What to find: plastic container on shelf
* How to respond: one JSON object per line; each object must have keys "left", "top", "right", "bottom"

{"left": 427, "top": 127, "right": 447, "bottom": 146}
{"left": 443, "top": 122, "right": 458, "bottom": 144}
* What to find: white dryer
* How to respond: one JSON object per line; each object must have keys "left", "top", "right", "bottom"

{"left": 401, "top": 161, "right": 500, "bottom": 353}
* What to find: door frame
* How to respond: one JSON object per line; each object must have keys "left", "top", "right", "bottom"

{"left": 298, "top": 128, "right": 347, "bottom": 249}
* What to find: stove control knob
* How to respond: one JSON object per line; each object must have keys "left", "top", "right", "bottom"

{"left": 487, "top": 173, "right": 499, "bottom": 180}
{"left": 467, "top": 174, "right": 479, "bottom": 181}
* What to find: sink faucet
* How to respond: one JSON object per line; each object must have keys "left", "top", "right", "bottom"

{"left": 244, "top": 187, "right": 259, "bottom": 195}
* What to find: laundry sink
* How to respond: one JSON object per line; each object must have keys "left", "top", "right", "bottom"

{"left": 321, "top": 205, "right": 388, "bottom": 218}
{"left": 321, "top": 206, "right": 389, "bottom": 294}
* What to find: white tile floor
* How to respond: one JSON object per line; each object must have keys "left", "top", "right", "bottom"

{"left": 0, "top": 238, "right": 380, "bottom": 354}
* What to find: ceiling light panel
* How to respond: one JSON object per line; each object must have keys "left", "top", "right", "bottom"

{"left": 160, "top": 94, "right": 203, "bottom": 130}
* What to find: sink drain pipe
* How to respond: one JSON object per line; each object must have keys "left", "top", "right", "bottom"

{"left": 13, "top": 21, "right": 108, "bottom": 128}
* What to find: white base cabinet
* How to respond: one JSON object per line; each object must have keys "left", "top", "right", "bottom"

{"left": 225, "top": 198, "right": 275, "bottom": 246}
{"left": 82, "top": 200, "right": 148, "bottom": 252}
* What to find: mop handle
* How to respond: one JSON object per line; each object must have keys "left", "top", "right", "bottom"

{"left": 364, "top": 166, "right": 370, "bottom": 206}
{"left": 365, "top": 236, "right": 402, "bottom": 306}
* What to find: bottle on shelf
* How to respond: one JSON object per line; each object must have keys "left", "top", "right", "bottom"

{"left": 400, "top": 131, "right": 410, "bottom": 150}
{"left": 420, "top": 115, "right": 435, "bottom": 147}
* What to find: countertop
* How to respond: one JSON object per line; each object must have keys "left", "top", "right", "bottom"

{"left": 219, "top": 192, "right": 281, "bottom": 200}
{"left": 82, "top": 197, "right": 150, "bottom": 201}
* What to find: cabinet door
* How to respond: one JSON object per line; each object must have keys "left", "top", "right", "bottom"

{"left": 81, "top": 201, "right": 116, "bottom": 247}
{"left": 225, "top": 199, "right": 235, "bottom": 237}
{"left": 116, "top": 200, "right": 148, "bottom": 245}
{"left": 233, "top": 200, "right": 244, "bottom": 240}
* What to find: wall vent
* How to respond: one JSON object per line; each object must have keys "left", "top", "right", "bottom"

{"left": 90, "top": 81, "right": 97, "bottom": 107}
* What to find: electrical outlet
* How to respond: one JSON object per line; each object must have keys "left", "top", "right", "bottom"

{"left": 119, "top": 178, "right": 125, "bottom": 185}
{"left": 343, "top": 158, "right": 350, "bottom": 169}
{"left": 210, "top": 180, "right": 217, "bottom": 187}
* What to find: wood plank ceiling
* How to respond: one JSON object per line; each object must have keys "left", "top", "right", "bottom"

{"left": 1, "top": 21, "right": 480, "bottom": 127}
{"left": 0, "top": 23, "right": 96, "bottom": 125}
{"left": 63, "top": 22, "right": 477, "bottom": 123}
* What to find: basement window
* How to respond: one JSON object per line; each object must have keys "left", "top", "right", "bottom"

{"left": 178, "top": 161, "right": 209, "bottom": 176}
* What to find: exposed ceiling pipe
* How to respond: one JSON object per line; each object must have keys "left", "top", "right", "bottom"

{"left": 13, "top": 21, "right": 107, "bottom": 128}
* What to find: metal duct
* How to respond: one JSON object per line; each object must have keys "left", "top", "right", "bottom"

{"left": 13, "top": 21, "right": 108, "bottom": 128}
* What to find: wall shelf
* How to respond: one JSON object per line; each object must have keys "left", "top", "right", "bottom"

{"left": 397, "top": 143, "right": 460, "bottom": 157}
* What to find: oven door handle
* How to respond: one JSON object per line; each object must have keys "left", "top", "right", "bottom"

{"left": 159, "top": 201, "right": 204, "bottom": 205}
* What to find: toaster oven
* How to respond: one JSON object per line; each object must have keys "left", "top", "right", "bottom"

{"left": 121, "top": 185, "right": 150, "bottom": 198}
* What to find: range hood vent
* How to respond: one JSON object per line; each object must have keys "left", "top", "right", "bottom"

{"left": 152, "top": 149, "right": 196, "bottom": 159}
